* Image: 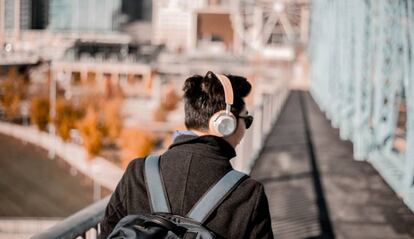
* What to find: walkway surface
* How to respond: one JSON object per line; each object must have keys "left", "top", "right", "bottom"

{"left": 0, "top": 133, "right": 107, "bottom": 217}
{"left": 250, "top": 91, "right": 414, "bottom": 239}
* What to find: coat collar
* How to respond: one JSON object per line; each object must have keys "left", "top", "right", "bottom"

{"left": 168, "top": 134, "right": 236, "bottom": 159}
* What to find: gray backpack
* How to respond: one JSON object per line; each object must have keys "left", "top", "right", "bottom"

{"left": 106, "top": 155, "right": 247, "bottom": 239}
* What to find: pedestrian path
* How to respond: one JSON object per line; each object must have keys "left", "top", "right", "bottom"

{"left": 250, "top": 91, "right": 414, "bottom": 239}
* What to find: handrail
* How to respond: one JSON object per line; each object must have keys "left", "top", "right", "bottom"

{"left": 234, "top": 78, "right": 290, "bottom": 173}
{"left": 30, "top": 197, "right": 110, "bottom": 239}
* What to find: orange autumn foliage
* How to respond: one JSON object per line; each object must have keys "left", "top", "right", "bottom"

{"left": 30, "top": 96, "right": 50, "bottom": 131}
{"left": 120, "top": 127, "right": 154, "bottom": 168}
{"left": 153, "top": 107, "right": 168, "bottom": 122}
{"left": 161, "top": 86, "right": 181, "bottom": 111}
{"left": 102, "top": 98, "right": 123, "bottom": 140}
{"left": 153, "top": 85, "right": 181, "bottom": 122}
{"left": 55, "top": 99, "right": 84, "bottom": 141}
{"left": 0, "top": 67, "right": 28, "bottom": 120}
{"left": 77, "top": 108, "right": 103, "bottom": 158}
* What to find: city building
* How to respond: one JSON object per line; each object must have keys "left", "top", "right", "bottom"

{"left": 48, "top": 0, "right": 123, "bottom": 32}
{"left": 0, "top": 0, "right": 32, "bottom": 41}
{"left": 121, "top": 0, "right": 152, "bottom": 22}
{"left": 31, "top": 0, "right": 49, "bottom": 29}
{"left": 152, "top": 0, "right": 309, "bottom": 57}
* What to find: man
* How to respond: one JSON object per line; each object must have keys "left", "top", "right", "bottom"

{"left": 99, "top": 71, "right": 273, "bottom": 239}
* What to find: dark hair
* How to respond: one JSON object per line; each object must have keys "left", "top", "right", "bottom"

{"left": 182, "top": 71, "right": 252, "bottom": 131}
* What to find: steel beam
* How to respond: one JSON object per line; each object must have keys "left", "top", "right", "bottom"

{"left": 309, "top": 0, "right": 414, "bottom": 212}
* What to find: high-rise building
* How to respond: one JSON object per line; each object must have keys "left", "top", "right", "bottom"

{"left": 20, "top": 0, "right": 31, "bottom": 29}
{"left": 1, "top": 0, "right": 31, "bottom": 31}
{"left": 49, "top": 0, "right": 122, "bottom": 32}
{"left": 121, "top": 0, "right": 152, "bottom": 23}
{"left": 0, "top": 0, "right": 49, "bottom": 35}
{"left": 31, "top": 0, "right": 49, "bottom": 29}
{"left": 3, "top": 0, "right": 16, "bottom": 31}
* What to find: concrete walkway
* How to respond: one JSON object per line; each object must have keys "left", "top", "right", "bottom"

{"left": 251, "top": 91, "right": 414, "bottom": 239}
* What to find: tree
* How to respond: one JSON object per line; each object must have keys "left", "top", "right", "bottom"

{"left": 153, "top": 107, "right": 168, "bottom": 122}
{"left": 77, "top": 108, "right": 103, "bottom": 158}
{"left": 102, "top": 98, "right": 123, "bottom": 141}
{"left": 30, "top": 97, "right": 50, "bottom": 131}
{"left": 160, "top": 85, "right": 181, "bottom": 111}
{"left": 0, "top": 67, "right": 28, "bottom": 120}
{"left": 152, "top": 85, "right": 181, "bottom": 122}
{"left": 55, "top": 98, "right": 84, "bottom": 141}
{"left": 120, "top": 127, "right": 154, "bottom": 168}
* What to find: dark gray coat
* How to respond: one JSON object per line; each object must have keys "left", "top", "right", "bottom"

{"left": 99, "top": 135, "right": 273, "bottom": 239}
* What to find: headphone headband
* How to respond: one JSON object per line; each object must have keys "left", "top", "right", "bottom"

{"left": 212, "top": 73, "right": 234, "bottom": 106}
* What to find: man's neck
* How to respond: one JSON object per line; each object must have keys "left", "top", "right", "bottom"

{"left": 190, "top": 129, "right": 209, "bottom": 136}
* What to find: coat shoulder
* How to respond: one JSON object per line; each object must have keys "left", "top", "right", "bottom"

{"left": 239, "top": 176, "right": 266, "bottom": 194}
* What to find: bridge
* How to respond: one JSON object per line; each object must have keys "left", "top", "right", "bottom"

{"left": 29, "top": 88, "right": 414, "bottom": 238}
{"left": 1, "top": 0, "right": 413, "bottom": 238}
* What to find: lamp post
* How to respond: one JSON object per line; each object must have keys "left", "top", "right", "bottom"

{"left": 91, "top": 163, "right": 101, "bottom": 202}
{"left": 21, "top": 101, "right": 29, "bottom": 127}
{"left": 14, "top": 0, "right": 20, "bottom": 41}
{"left": 49, "top": 69, "right": 57, "bottom": 159}
{"left": 0, "top": 0, "right": 4, "bottom": 47}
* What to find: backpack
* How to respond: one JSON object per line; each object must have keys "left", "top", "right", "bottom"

{"left": 106, "top": 155, "right": 247, "bottom": 239}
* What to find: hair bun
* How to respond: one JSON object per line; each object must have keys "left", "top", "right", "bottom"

{"left": 200, "top": 72, "right": 227, "bottom": 103}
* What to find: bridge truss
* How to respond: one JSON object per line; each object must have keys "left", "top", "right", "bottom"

{"left": 310, "top": 0, "right": 414, "bottom": 211}
{"left": 231, "top": 0, "right": 309, "bottom": 50}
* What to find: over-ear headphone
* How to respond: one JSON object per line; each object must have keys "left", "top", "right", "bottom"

{"left": 208, "top": 72, "right": 237, "bottom": 137}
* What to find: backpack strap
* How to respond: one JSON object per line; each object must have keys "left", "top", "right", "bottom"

{"left": 187, "top": 170, "right": 247, "bottom": 223}
{"left": 144, "top": 155, "right": 171, "bottom": 213}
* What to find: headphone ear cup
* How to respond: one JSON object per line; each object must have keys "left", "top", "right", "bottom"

{"left": 209, "top": 111, "right": 237, "bottom": 137}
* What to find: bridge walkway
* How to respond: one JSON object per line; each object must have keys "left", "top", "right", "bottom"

{"left": 250, "top": 91, "right": 414, "bottom": 239}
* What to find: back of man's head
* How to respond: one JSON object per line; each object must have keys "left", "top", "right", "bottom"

{"left": 182, "top": 71, "right": 252, "bottom": 131}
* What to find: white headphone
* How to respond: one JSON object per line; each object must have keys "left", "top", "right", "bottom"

{"left": 208, "top": 72, "right": 237, "bottom": 137}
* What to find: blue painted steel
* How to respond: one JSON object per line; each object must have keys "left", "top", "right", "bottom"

{"left": 405, "top": 0, "right": 414, "bottom": 212}
{"left": 310, "top": 0, "right": 414, "bottom": 212}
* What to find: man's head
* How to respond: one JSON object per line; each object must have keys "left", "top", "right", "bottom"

{"left": 182, "top": 71, "right": 252, "bottom": 145}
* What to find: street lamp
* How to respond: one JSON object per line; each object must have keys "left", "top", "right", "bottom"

{"left": 91, "top": 163, "right": 102, "bottom": 202}
{"left": 49, "top": 69, "right": 57, "bottom": 159}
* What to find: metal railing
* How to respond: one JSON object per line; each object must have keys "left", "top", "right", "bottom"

{"left": 31, "top": 78, "right": 290, "bottom": 239}
{"left": 31, "top": 197, "right": 109, "bottom": 239}
{"left": 234, "top": 77, "right": 290, "bottom": 173}
{"left": 0, "top": 218, "right": 60, "bottom": 239}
